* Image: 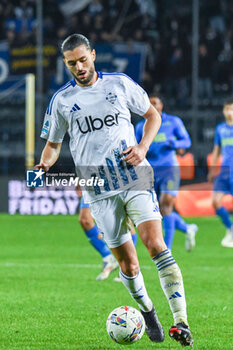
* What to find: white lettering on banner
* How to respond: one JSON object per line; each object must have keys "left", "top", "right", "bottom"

{"left": 66, "top": 200, "right": 79, "bottom": 215}
{"left": 32, "top": 198, "right": 39, "bottom": 215}
{"left": 49, "top": 189, "right": 63, "bottom": 199}
{"left": 20, "top": 199, "right": 32, "bottom": 214}
{"left": 34, "top": 188, "right": 49, "bottom": 198}
{"left": 24, "top": 189, "right": 33, "bottom": 198}
{"left": 63, "top": 190, "right": 77, "bottom": 200}
{"left": 8, "top": 180, "right": 79, "bottom": 215}
{"left": 53, "top": 199, "right": 68, "bottom": 215}
{"left": 40, "top": 199, "right": 54, "bottom": 215}
{"left": 9, "top": 199, "right": 18, "bottom": 214}
{"left": 8, "top": 181, "right": 22, "bottom": 198}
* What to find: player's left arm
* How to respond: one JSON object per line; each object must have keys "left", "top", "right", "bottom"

{"left": 170, "top": 118, "right": 191, "bottom": 149}
{"left": 123, "top": 104, "right": 161, "bottom": 165}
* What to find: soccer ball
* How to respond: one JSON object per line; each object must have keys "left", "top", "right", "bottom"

{"left": 106, "top": 306, "right": 145, "bottom": 345}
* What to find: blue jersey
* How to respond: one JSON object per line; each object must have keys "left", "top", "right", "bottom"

{"left": 135, "top": 112, "right": 191, "bottom": 166}
{"left": 214, "top": 122, "right": 233, "bottom": 168}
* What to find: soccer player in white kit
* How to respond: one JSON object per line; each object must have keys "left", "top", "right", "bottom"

{"left": 35, "top": 34, "right": 193, "bottom": 346}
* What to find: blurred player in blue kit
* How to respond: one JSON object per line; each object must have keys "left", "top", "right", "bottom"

{"left": 76, "top": 186, "right": 137, "bottom": 281}
{"left": 78, "top": 196, "right": 118, "bottom": 281}
{"left": 208, "top": 100, "right": 233, "bottom": 248}
{"left": 35, "top": 34, "right": 193, "bottom": 346}
{"left": 135, "top": 95, "right": 198, "bottom": 251}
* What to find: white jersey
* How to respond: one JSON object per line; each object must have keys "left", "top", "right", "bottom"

{"left": 41, "top": 72, "right": 153, "bottom": 203}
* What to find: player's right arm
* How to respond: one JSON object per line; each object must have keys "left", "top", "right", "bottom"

{"left": 120, "top": 75, "right": 161, "bottom": 165}
{"left": 34, "top": 141, "right": 62, "bottom": 172}
{"left": 207, "top": 144, "right": 221, "bottom": 183}
{"left": 35, "top": 93, "right": 68, "bottom": 171}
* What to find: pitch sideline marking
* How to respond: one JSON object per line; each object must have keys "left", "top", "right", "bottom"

{"left": 0, "top": 262, "right": 154, "bottom": 269}
{"left": 0, "top": 262, "right": 232, "bottom": 271}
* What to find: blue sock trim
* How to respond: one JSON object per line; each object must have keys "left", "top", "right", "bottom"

{"left": 216, "top": 207, "right": 232, "bottom": 229}
{"left": 85, "top": 226, "right": 111, "bottom": 258}
{"left": 85, "top": 226, "right": 99, "bottom": 238}
{"left": 120, "top": 269, "right": 140, "bottom": 280}
{"left": 158, "top": 261, "right": 177, "bottom": 271}
{"left": 152, "top": 249, "right": 170, "bottom": 261}
{"left": 163, "top": 214, "right": 176, "bottom": 249}
{"left": 156, "top": 256, "right": 175, "bottom": 269}
{"left": 172, "top": 212, "right": 188, "bottom": 233}
{"left": 153, "top": 250, "right": 177, "bottom": 271}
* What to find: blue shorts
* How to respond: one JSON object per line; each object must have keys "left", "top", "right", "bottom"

{"left": 80, "top": 198, "right": 90, "bottom": 209}
{"left": 213, "top": 168, "right": 233, "bottom": 195}
{"left": 152, "top": 166, "right": 180, "bottom": 199}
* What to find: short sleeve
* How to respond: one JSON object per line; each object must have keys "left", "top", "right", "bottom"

{"left": 123, "top": 75, "right": 150, "bottom": 115}
{"left": 214, "top": 126, "right": 221, "bottom": 146}
{"left": 40, "top": 96, "right": 68, "bottom": 143}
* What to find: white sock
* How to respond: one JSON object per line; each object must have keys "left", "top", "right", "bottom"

{"left": 120, "top": 269, "right": 153, "bottom": 312}
{"left": 103, "top": 254, "right": 113, "bottom": 263}
{"left": 153, "top": 249, "right": 188, "bottom": 325}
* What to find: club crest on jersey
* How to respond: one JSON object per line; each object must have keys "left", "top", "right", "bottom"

{"left": 106, "top": 92, "right": 117, "bottom": 104}
{"left": 76, "top": 113, "right": 119, "bottom": 134}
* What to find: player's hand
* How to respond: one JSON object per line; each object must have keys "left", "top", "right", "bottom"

{"left": 75, "top": 185, "right": 82, "bottom": 198}
{"left": 122, "top": 144, "right": 148, "bottom": 166}
{"left": 207, "top": 170, "right": 215, "bottom": 183}
{"left": 33, "top": 162, "right": 50, "bottom": 172}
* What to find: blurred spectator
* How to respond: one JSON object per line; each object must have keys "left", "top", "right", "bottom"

{"left": 167, "top": 47, "right": 190, "bottom": 106}
{"left": 136, "top": 0, "right": 157, "bottom": 18}
{"left": 81, "top": 13, "right": 92, "bottom": 38}
{"left": 133, "top": 29, "right": 145, "bottom": 42}
{"left": 92, "top": 14, "right": 111, "bottom": 42}
{"left": 57, "top": 26, "right": 69, "bottom": 43}
{"left": 43, "top": 15, "right": 56, "bottom": 40}
{"left": 67, "top": 15, "right": 79, "bottom": 36}
{"left": 0, "top": 3, "right": 5, "bottom": 40}
{"left": 6, "top": 29, "right": 16, "bottom": 45}
{"left": 198, "top": 44, "right": 212, "bottom": 100}
{"left": 88, "top": 0, "right": 103, "bottom": 17}
{"left": 1, "top": 0, "right": 233, "bottom": 106}
{"left": 14, "top": 0, "right": 34, "bottom": 20}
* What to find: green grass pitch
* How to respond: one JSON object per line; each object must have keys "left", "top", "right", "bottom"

{"left": 0, "top": 214, "right": 232, "bottom": 350}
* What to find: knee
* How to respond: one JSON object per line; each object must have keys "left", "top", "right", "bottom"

{"left": 79, "top": 214, "right": 93, "bottom": 231}
{"left": 138, "top": 221, "right": 167, "bottom": 257}
{"left": 160, "top": 206, "right": 172, "bottom": 217}
{"left": 160, "top": 200, "right": 173, "bottom": 216}
{"left": 144, "top": 236, "right": 167, "bottom": 258}
{"left": 212, "top": 198, "right": 221, "bottom": 210}
{"left": 120, "top": 260, "right": 139, "bottom": 277}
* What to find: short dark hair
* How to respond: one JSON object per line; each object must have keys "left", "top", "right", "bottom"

{"left": 61, "top": 34, "right": 92, "bottom": 55}
{"left": 223, "top": 99, "right": 233, "bottom": 107}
